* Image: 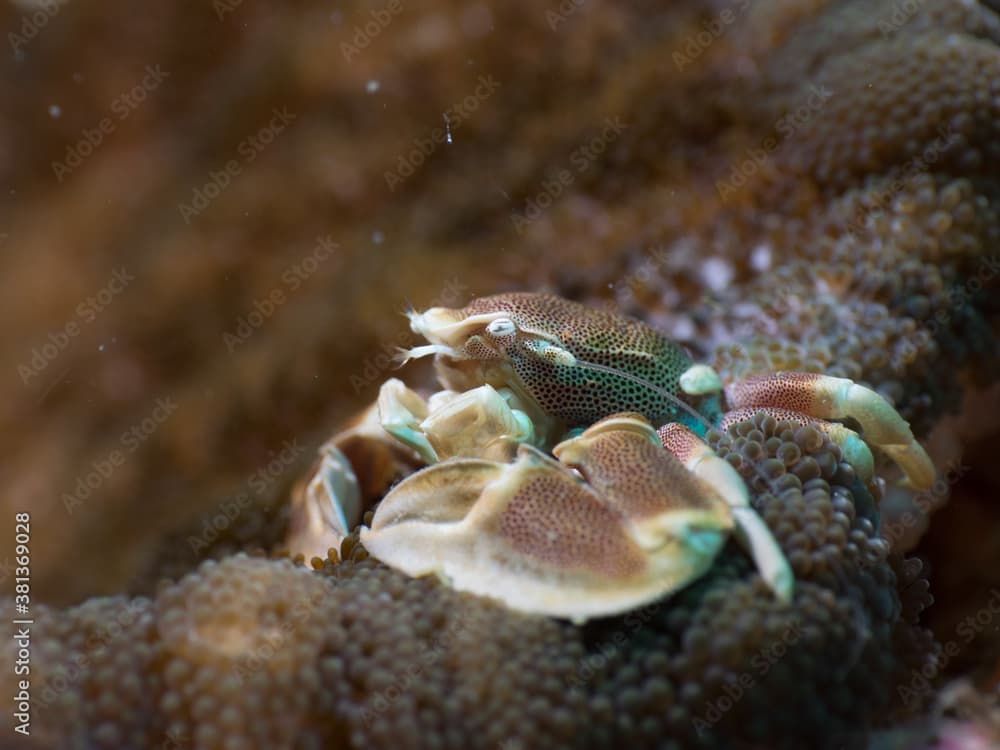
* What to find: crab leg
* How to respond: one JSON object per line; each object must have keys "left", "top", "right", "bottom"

{"left": 658, "top": 422, "right": 794, "bottom": 602}
{"left": 725, "top": 373, "right": 935, "bottom": 490}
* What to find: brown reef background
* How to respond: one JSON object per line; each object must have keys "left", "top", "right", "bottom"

{"left": 1, "top": 0, "right": 999, "bottom": 748}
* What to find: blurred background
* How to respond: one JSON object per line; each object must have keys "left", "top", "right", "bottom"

{"left": 2, "top": 0, "right": 760, "bottom": 605}
{"left": 2, "top": 1, "right": 999, "bottom": 724}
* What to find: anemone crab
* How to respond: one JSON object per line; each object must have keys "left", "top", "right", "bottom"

{"left": 288, "top": 293, "right": 934, "bottom": 622}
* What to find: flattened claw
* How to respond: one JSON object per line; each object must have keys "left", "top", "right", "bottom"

{"left": 554, "top": 414, "right": 734, "bottom": 552}
{"left": 288, "top": 398, "right": 426, "bottom": 561}
{"left": 361, "top": 458, "right": 505, "bottom": 576}
{"left": 658, "top": 422, "right": 794, "bottom": 602}
{"left": 726, "top": 373, "right": 935, "bottom": 490}
{"left": 362, "top": 442, "right": 730, "bottom": 622}
{"left": 288, "top": 444, "right": 361, "bottom": 561}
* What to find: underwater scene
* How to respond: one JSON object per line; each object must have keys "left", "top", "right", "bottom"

{"left": 2, "top": 1, "right": 1000, "bottom": 748}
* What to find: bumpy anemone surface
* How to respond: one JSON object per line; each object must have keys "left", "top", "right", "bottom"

{"left": 4, "top": 413, "right": 936, "bottom": 750}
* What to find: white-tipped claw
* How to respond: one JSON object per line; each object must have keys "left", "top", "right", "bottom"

{"left": 732, "top": 507, "right": 794, "bottom": 602}
{"left": 679, "top": 364, "right": 724, "bottom": 396}
{"left": 819, "top": 378, "right": 936, "bottom": 491}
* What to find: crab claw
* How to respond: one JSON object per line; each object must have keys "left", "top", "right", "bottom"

{"left": 287, "top": 401, "right": 423, "bottom": 561}
{"left": 559, "top": 415, "right": 792, "bottom": 603}
{"left": 361, "top": 435, "right": 732, "bottom": 623}
{"left": 553, "top": 413, "right": 734, "bottom": 554}
{"left": 287, "top": 443, "right": 362, "bottom": 562}
{"left": 725, "top": 373, "right": 935, "bottom": 490}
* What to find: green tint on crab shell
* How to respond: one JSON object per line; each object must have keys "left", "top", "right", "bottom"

{"left": 460, "top": 293, "right": 707, "bottom": 431}
{"left": 507, "top": 343, "right": 724, "bottom": 438}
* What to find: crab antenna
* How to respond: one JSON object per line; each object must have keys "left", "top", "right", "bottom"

{"left": 562, "top": 357, "right": 715, "bottom": 434}
{"left": 400, "top": 295, "right": 416, "bottom": 318}
{"left": 395, "top": 344, "right": 453, "bottom": 366}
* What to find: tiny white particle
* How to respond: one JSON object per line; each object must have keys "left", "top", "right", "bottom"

{"left": 700, "top": 257, "right": 734, "bottom": 292}
{"left": 372, "top": 230, "right": 384, "bottom": 244}
{"left": 48, "top": 105, "right": 61, "bottom": 118}
{"left": 670, "top": 316, "right": 696, "bottom": 340}
{"left": 365, "top": 79, "right": 380, "bottom": 94}
{"left": 750, "top": 244, "right": 772, "bottom": 272}
{"left": 443, "top": 114, "right": 453, "bottom": 144}
{"left": 98, "top": 344, "right": 105, "bottom": 352}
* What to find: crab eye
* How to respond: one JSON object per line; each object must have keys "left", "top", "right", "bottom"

{"left": 486, "top": 318, "right": 516, "bottom": 338}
